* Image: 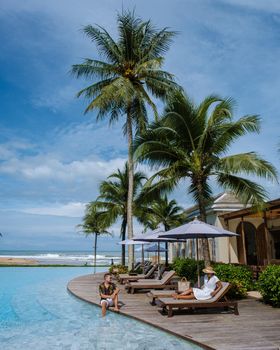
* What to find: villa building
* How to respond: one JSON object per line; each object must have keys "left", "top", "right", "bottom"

{"left": 179, "top": 193, "right": 280, "bottom": 266}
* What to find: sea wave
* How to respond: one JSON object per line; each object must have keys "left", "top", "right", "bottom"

{"left": 0, "top": 252, "right": 121, "bottom": 263}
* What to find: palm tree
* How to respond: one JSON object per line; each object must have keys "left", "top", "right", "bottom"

{"left": 93, "top": 162, "right": 147, "bottom": 265}
{"left": 142, "top": 195, "right": 185, "bottom": 231}
{"left": 77, "top": 206, "right": 111, "bottom": 271}
{"left": 141, "top": 195, "right": 186, "bottom": 264}
{"left": 71, "top": 10, "right": 179, "bottom": 268}
{"left": 135, "top": 91, "right": 278, "bottom": 265}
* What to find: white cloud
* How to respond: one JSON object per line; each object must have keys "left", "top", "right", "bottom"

{"left": 221, "top": 0, "right": 280, "bottom": 13}
{"left": 20, "top": 201, "right": 86, "bottom": 217}
{"left": 0, "top": 155, "right": 126, "bottom": 181}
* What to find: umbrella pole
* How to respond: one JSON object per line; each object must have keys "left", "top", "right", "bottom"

{"left": 158, "top": 242, "right": 160, "bottom": 279}
{"left": 165, "top": 242, "right": 168, "bottom": 266}
{"left": 141, "top": 244, "right": 145, "bottom": 273}
{"left": 196, "top": 238, "right": 200, "bottom": 288}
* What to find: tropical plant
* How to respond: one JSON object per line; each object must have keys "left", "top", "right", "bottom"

{"left": 135, "top": 91, "right": 278, "bottom": 265}
{"left": 172, "top": 257, "right": 204, "bottom": 283}
{"left": 77, "top": 205, "right": 111, "bottom": 270}
{"left": 139, "top": 195, "right": 186, "bottom": 264}
{"left": 140, "top": 195, "right": 184, "bottom": 231}
{"left": 109, "top": 264, "right": 128, "bottom": 277}
{"left": 258, "top": 265, "right": 280, "bottom": 307}
{"left": 214, "top": 263, "right": 254, "bottom": 299}
{"left": 71, "top": 10, "right": 179, "bottom": 268}
{"left": 92, "top": 162, "right": 148, "bottom": 265}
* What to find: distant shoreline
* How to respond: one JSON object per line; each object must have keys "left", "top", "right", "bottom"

{"left": 0, "top": 250, "right": 123, "bottom": 266}
{"left": 0, "top": 257, "right": 38, "bottom": 265}
{"left": 0, "top": 257, "right": 110, "bottom": 267}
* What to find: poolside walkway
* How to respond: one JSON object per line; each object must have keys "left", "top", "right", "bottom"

{"left": 68, "top": 273, "right": 280, "bottom": 350}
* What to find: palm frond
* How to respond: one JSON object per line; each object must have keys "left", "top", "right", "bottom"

{"left": 83, "top": 25, "right": 121, "bottom": 63}
{"left": 217, "top": 152, "right": 278, "bottom": 181}
{"left": 216, "top": 172, "right": 268, "bottom": 206}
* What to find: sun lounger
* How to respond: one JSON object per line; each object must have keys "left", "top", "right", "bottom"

{"left": 147, "top": 289, "right": 177, "bottom": 305}
{"left": 119, "top": 264, "right": 158, "bottom": 284}
{"left": 126, "top": 270, "right": 176, "bottom": 294}
{"left": 157, "top": 282, "right": 239, "bottom": 317}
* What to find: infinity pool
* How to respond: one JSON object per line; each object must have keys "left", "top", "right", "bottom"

{"left": 0, "top": 268, "right": 202, "bottom": 349}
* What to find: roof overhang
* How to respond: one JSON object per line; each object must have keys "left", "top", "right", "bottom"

{"left": 219, "top": 198, "right": 280, "bottom": 221}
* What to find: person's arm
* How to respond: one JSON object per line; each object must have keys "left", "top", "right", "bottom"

{"left": 111, "top": 287, "right": 120, "bottom": 297}
{"left": 100, "top": 292, "right": 112, "bottom": 298}
{"left": 210, "top": 280, "right": 222, "bottom": 297}
{"left": 99, "top": 284, "right": 113, "bottom": 299}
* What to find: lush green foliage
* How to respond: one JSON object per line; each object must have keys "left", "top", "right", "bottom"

{"left": 135, "top": 91, "right": 278, "bottom": 262}
{"left": 90, "top": 162, "right": 148, "bottom": 265}
{"left": 139, "top": 195, "right": 186, "bottom": 231}
{"left": 258, "top": 265, "right": 280, "bottom": 307}
{"left": 109, "top": 264, "right": 128, "bottom": 276}
{"left": 171, "top": 257, "right": 204, "bottom": 283}
{"left": 72, "top": 10, "right": 180, "bottom": 269}
{"left": 135, "top": 91, "right": 277, "bottom": 207}
{"left": 214, "top": 263, "right": 254, "bottom": 299}
{"left": 172, "top": 258, "right": 254, "bottom": 299}
{"left": 71, "top": 10, "right": 178, "bottom": 125}
{"left": 77, "top": 206, "right": 111, "bottom": 267}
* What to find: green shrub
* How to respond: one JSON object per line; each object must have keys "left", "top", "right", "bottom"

{"left": 109, "top": 264, "right": 128, "bottom": 276}
{"left": 171, "top": 257, "right": 204, "bottom": 283}
{"left": 258, "top": 265, "right": 280, "bottom": 307}
{"left": 214, "top": 263, "right": 253, "bottom": 299}
{"left": 134, "top": 266, "right": 143, "bottom": 274}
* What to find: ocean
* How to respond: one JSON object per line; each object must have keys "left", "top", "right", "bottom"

{"left": 0, "top": 250, "right": 123, "bottom": 266}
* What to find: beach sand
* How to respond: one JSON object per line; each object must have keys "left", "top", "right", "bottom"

{"left": 0, "top": 257, "right": 38, "bottom": 265}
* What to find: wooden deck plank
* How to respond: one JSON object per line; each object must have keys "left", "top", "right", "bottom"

{"left": 67, "top": 273, "right": 280, "bottom": 350}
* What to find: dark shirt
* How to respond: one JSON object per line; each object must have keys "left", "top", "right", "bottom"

{"left": 99, "top": 282, "right": 116, "bottom": 300}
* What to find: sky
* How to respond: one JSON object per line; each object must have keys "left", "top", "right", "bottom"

{"left": 0, "top": 0, "right": 279, "bottom": 251}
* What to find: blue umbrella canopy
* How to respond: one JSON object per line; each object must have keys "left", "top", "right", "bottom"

{"left": 133, "top": 228, "right": 184, "bottom": 269}
{"left": 133, "top": 228, "right": 185, "bottom": 242}
{"left": 118, "top": 239, "right": 147, "bottom": 245}
{"left": 145, "top": 244, "right": 167, "bottom": 253}
{"left": 159, "top": 217, "right": 238, "bottom": 287}
{"left": 159, "top": 218, "right": 238, "bottom": 239}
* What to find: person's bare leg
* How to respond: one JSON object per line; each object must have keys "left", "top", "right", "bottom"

{"left": 101, "top": 302, "right": 107, "bottom": 317}
{"left": 177, "top": 293, "right": 195, "bottom": 300}
{"left": 113, "top": 294, "right": 119, "bottom": 311}
{"left": 173, "top": 287, "right": 193, "bottom": 298}
{"left": 182, "top": 288, "right": 193, "bottom": 295}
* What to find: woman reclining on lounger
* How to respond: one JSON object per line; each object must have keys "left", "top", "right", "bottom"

{"left": 172, "top": 266, "right": 222, "bottom": 300}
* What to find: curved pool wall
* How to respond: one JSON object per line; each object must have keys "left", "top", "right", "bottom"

{"left": 0, "top": 267, "right": 202, "bottom": 349}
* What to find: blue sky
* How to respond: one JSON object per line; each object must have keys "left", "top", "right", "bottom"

{"left": 0, "top": 0, "right": 279, "bottom": 251}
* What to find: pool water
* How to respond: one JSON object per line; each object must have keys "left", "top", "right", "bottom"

{"left": 0, "top": 268, "right": 202, "bottom": 350}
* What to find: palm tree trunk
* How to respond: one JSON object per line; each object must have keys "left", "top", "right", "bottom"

{"left": 127, "top": 107, "right": 134, "bottom": 270}
{"left": 94, "top": 233, "right": 98, "bottom": 274}
{"left": 121, "top": 217, "right": 127, "bottom": 265}
{"left": 197, "top": 182, "right": 211, "bottom": 266}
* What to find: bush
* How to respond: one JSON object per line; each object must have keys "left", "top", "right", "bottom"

{"left": 109, "top": 264, "right": 128, "bottom": 276}
{"left": 171, "top": 257, "right": 204, "bottom": 283}
{"left": 214, "top": 263, "right": 254, "bottom": 299}
{"left": 258, "top": 265, "right": 280, "bottom": 307}
{"left": 134, "top": 266, "right": 143, "bottom": 274}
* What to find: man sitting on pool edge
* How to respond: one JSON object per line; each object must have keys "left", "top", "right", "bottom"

{"left": 99, "top": 273, "right": 120, "bottom": 317}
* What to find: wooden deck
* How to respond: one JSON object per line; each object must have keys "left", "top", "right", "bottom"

{"left": 67, "top": 273, "right": 280, "bottom": 350}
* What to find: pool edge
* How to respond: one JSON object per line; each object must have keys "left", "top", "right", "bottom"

{"left": 67, "top": 274, "right": 215, "bottom": 350}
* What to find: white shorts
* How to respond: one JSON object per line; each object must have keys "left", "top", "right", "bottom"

{"left": 100, "top": 298, "right": 114, "bottom": 307}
